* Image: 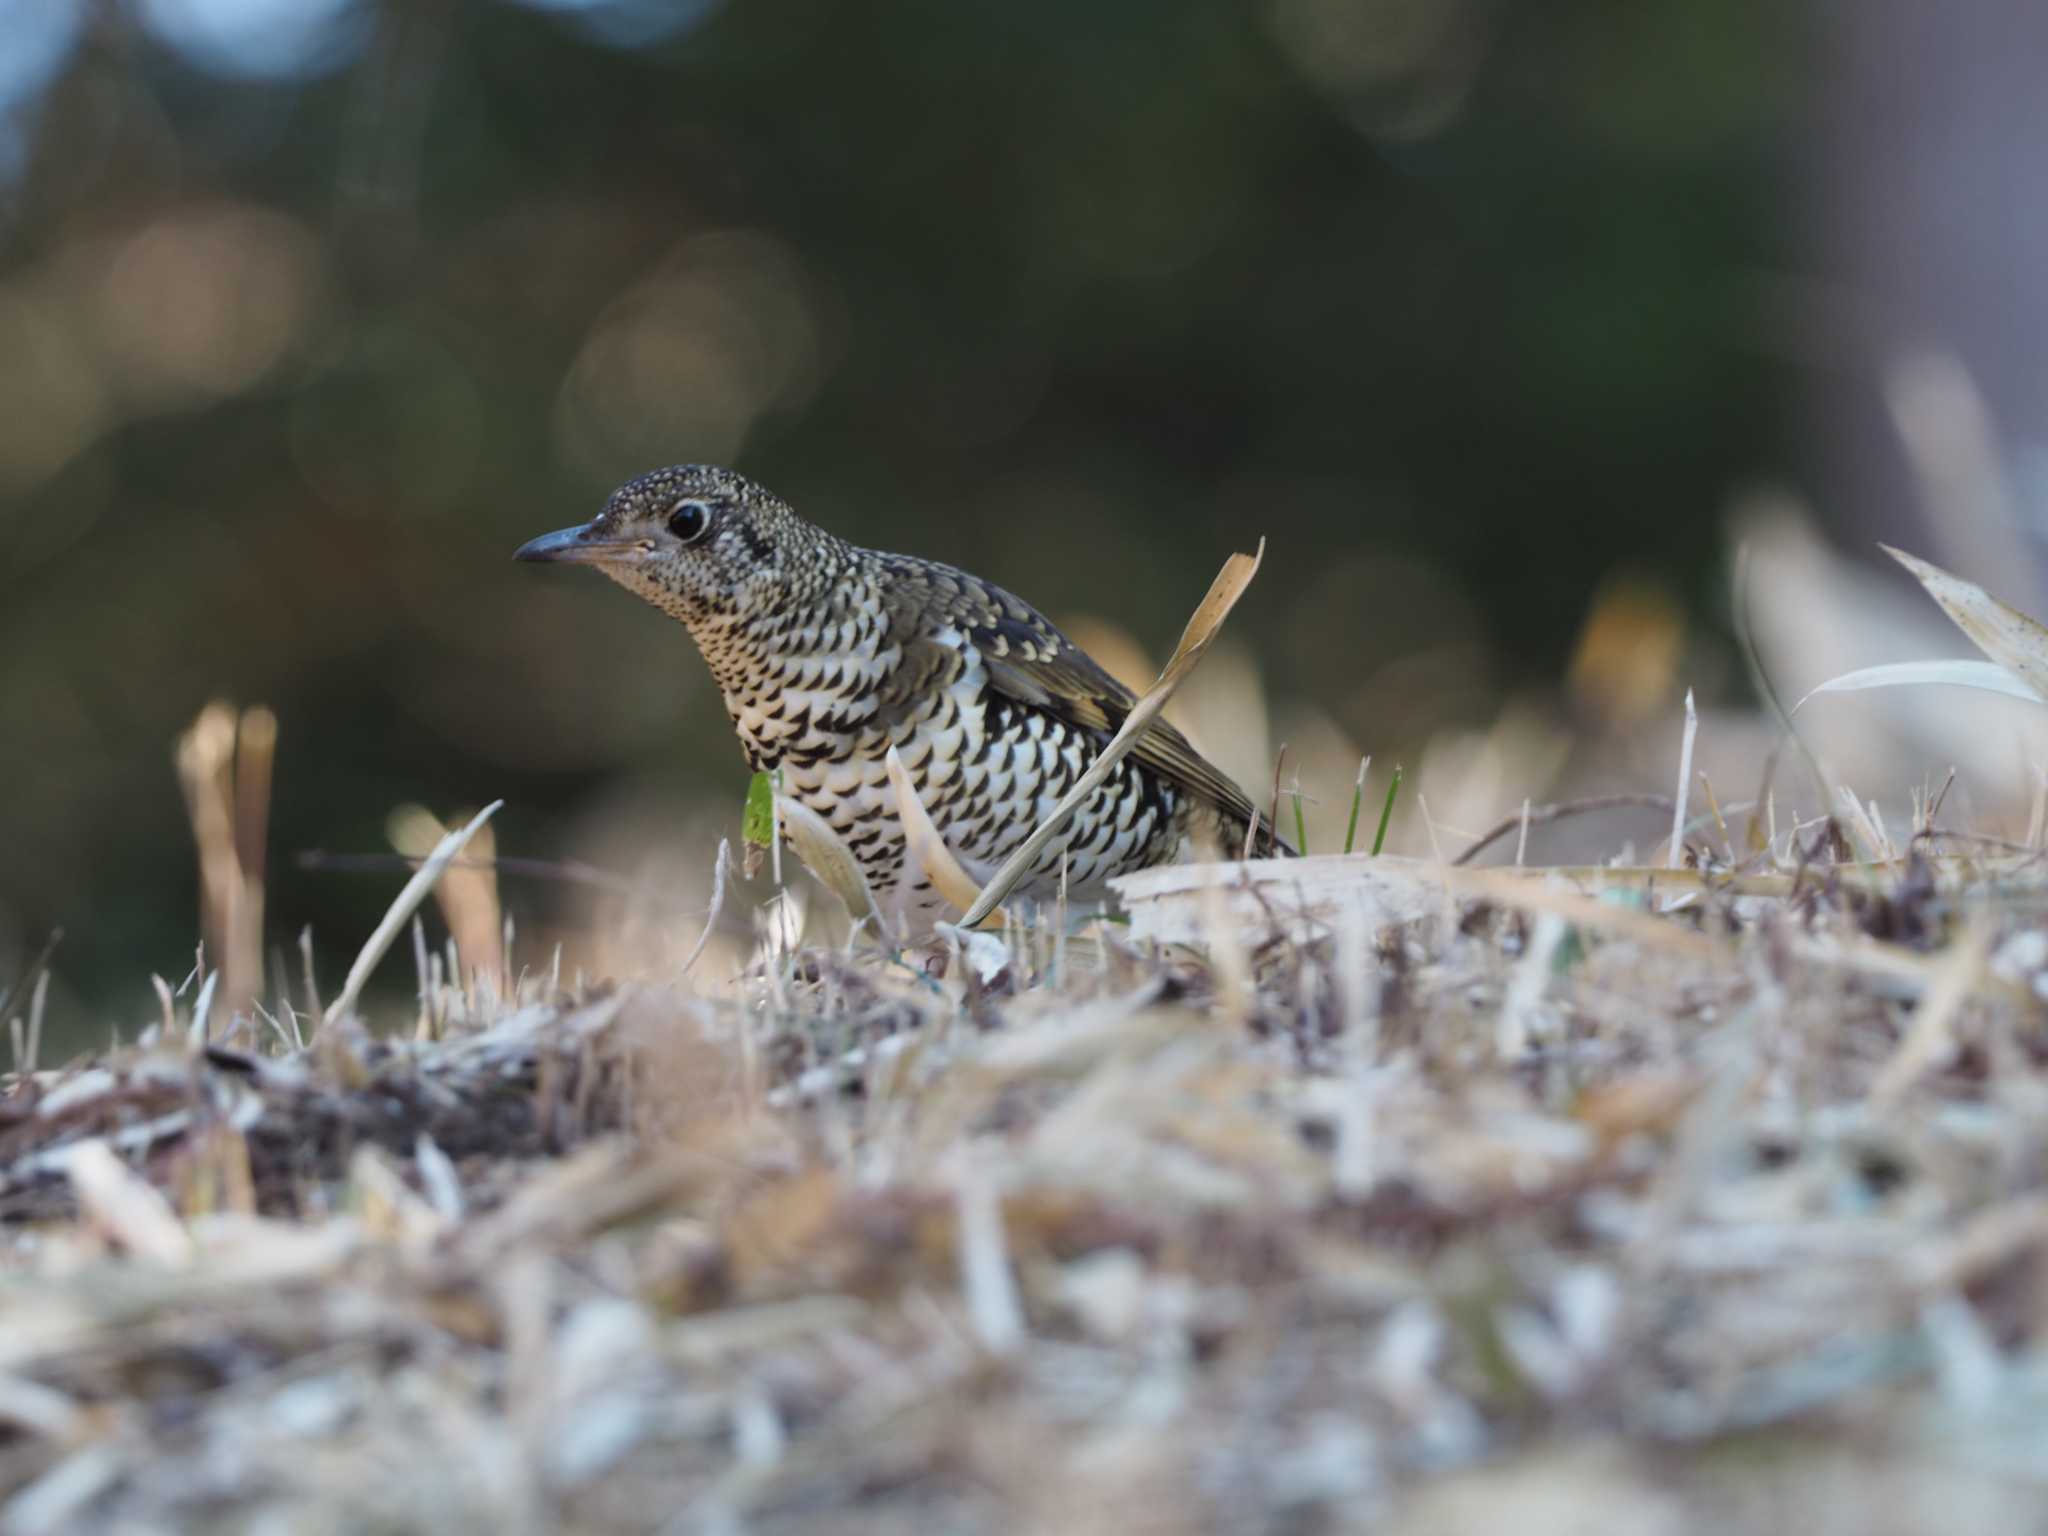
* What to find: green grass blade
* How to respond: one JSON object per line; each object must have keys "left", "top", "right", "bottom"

{"left": 1342, "top": 757, "right": 1368, "bottom": 855}
{"left": 1370, "top": 765, "right": 1402, "bottom": 857}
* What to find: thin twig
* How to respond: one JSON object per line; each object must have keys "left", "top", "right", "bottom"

{"left": 1265, "top": 743, "right": 1288, "bottom": 859}
{"left": 1913, "top": 826, "right": 2048, "bottom": 862}
{"left": 298, "top": 850, "right": 636, "bottom": 894}
{"left": 1928, "top": 766, "right": 1958, "bottom": 828}
{"left": 1452, "top": 795, "right": 1677, "bottom": 867}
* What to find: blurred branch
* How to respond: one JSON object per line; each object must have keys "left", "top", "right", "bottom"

{"left": 0, "top": 929, "right": 62, "bottom": 1026}
{"left": 297, "top": 850, "right": 638, "bottom": 895}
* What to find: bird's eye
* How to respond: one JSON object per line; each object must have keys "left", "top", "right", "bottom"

{"left": 667, "top": 500, "right": 713, "bottom": 545}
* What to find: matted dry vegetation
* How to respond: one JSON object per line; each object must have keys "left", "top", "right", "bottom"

{"left": 4, "top": 814, "right": 2048, "bottom": 1534}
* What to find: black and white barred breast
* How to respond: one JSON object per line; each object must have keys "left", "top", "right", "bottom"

{"left": 713, "top": 552, "right": 1266, "bottom": 933}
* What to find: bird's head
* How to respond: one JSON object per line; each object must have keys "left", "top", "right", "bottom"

{"left": 515, "top": 464, "right": 834, "bottom": 629}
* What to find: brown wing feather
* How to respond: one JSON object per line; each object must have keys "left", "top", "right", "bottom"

{"left": 880, "top": 557, "right": 1287, "bottom": 854}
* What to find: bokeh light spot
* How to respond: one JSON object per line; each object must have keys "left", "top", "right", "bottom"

{"left": 0, "top": 0, "right": 86, "bottom": 183}
{"left": 554, "top": 230, "right": 821, "bottom": 487}
{"left": 0, "top": 288, "right": 106, "bottom": 492}
{"left": 508, "top": 0, "right": 723, "bottom": 49}
{"left": 291, "top": 324, "right": 484, "bottom": 517}
{"left": 99, "top": 203, "right": 324, "bottom": 404}
{"left": 0, "top": 0, "right": 85, "bottom": 114}
{"left": 136, "top": 0, "right": 368, "bottom": 79}
{"left": 1266, "top": 0, "right": 1482, "bottom": 140}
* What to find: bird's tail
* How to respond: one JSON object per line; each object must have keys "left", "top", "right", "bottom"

{"left": 1198, "top": 802, "right": 1296, "bottom": 861}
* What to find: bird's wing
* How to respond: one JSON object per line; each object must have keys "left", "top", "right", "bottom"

{"left": 880, "top": 558, "right": 1286, "bottom": 853}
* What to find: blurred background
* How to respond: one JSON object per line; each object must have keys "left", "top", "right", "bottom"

{"left": 6, "top": 0, "right": 2048, "bottom": 1044}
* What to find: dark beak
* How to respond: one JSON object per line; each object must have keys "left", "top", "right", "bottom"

{"left": 513, "top": 521, "right": 644, "bottom": 565}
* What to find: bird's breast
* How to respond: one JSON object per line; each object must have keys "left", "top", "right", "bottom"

{"left": 725, "top": 628, "right": 1185, "bottom": 929}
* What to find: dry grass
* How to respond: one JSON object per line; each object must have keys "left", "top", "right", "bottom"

{"left": 2, "top": 808, "right": 2048, "bottom": 1534}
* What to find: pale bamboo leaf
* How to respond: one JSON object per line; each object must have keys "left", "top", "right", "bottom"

{"left": 1883, "top": 544, "right": 2048, "bottom": 702}
{"left": 776, "top": 796, "right": 885, "bottom": 936}
{"left": 1792, "top": 658, "right": 2044, "bottom": 714}
{"left": 1157, "top": 540, "right": 1264, "bottom": 689}
{"left": 886, "top": 745, "right": 986, "bottom": 918}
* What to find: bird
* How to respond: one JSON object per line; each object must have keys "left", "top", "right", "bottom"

{"left": 515, "top": 465, "right": 1284, "bottom": 935}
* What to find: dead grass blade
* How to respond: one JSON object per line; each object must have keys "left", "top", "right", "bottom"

{"left": 324, "top": 801, "right": 502, "bottom": 1028}
{"left": 678, "top": 839, "right": 732, "bottom": 976}
{"left": 175, "top": 703, "right": 273, "bottom": 1028}
{"left": 1868, "top": 912, "right": 1995, "bottom": 1107}
{"left": 1666, "top": 688, "right": 1697, "bottom": 870}
{"left": 957, "top": 540, "right": 1263, "bottom": 928}
{"left": 388, "top": 805, "right": 503, "bottom": 990}
{"left": 1453, "top": 794, "right": 1676, "bottom": 867}
{"left": 66, "top": 1140, "right": 193, "bottom": 1266}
